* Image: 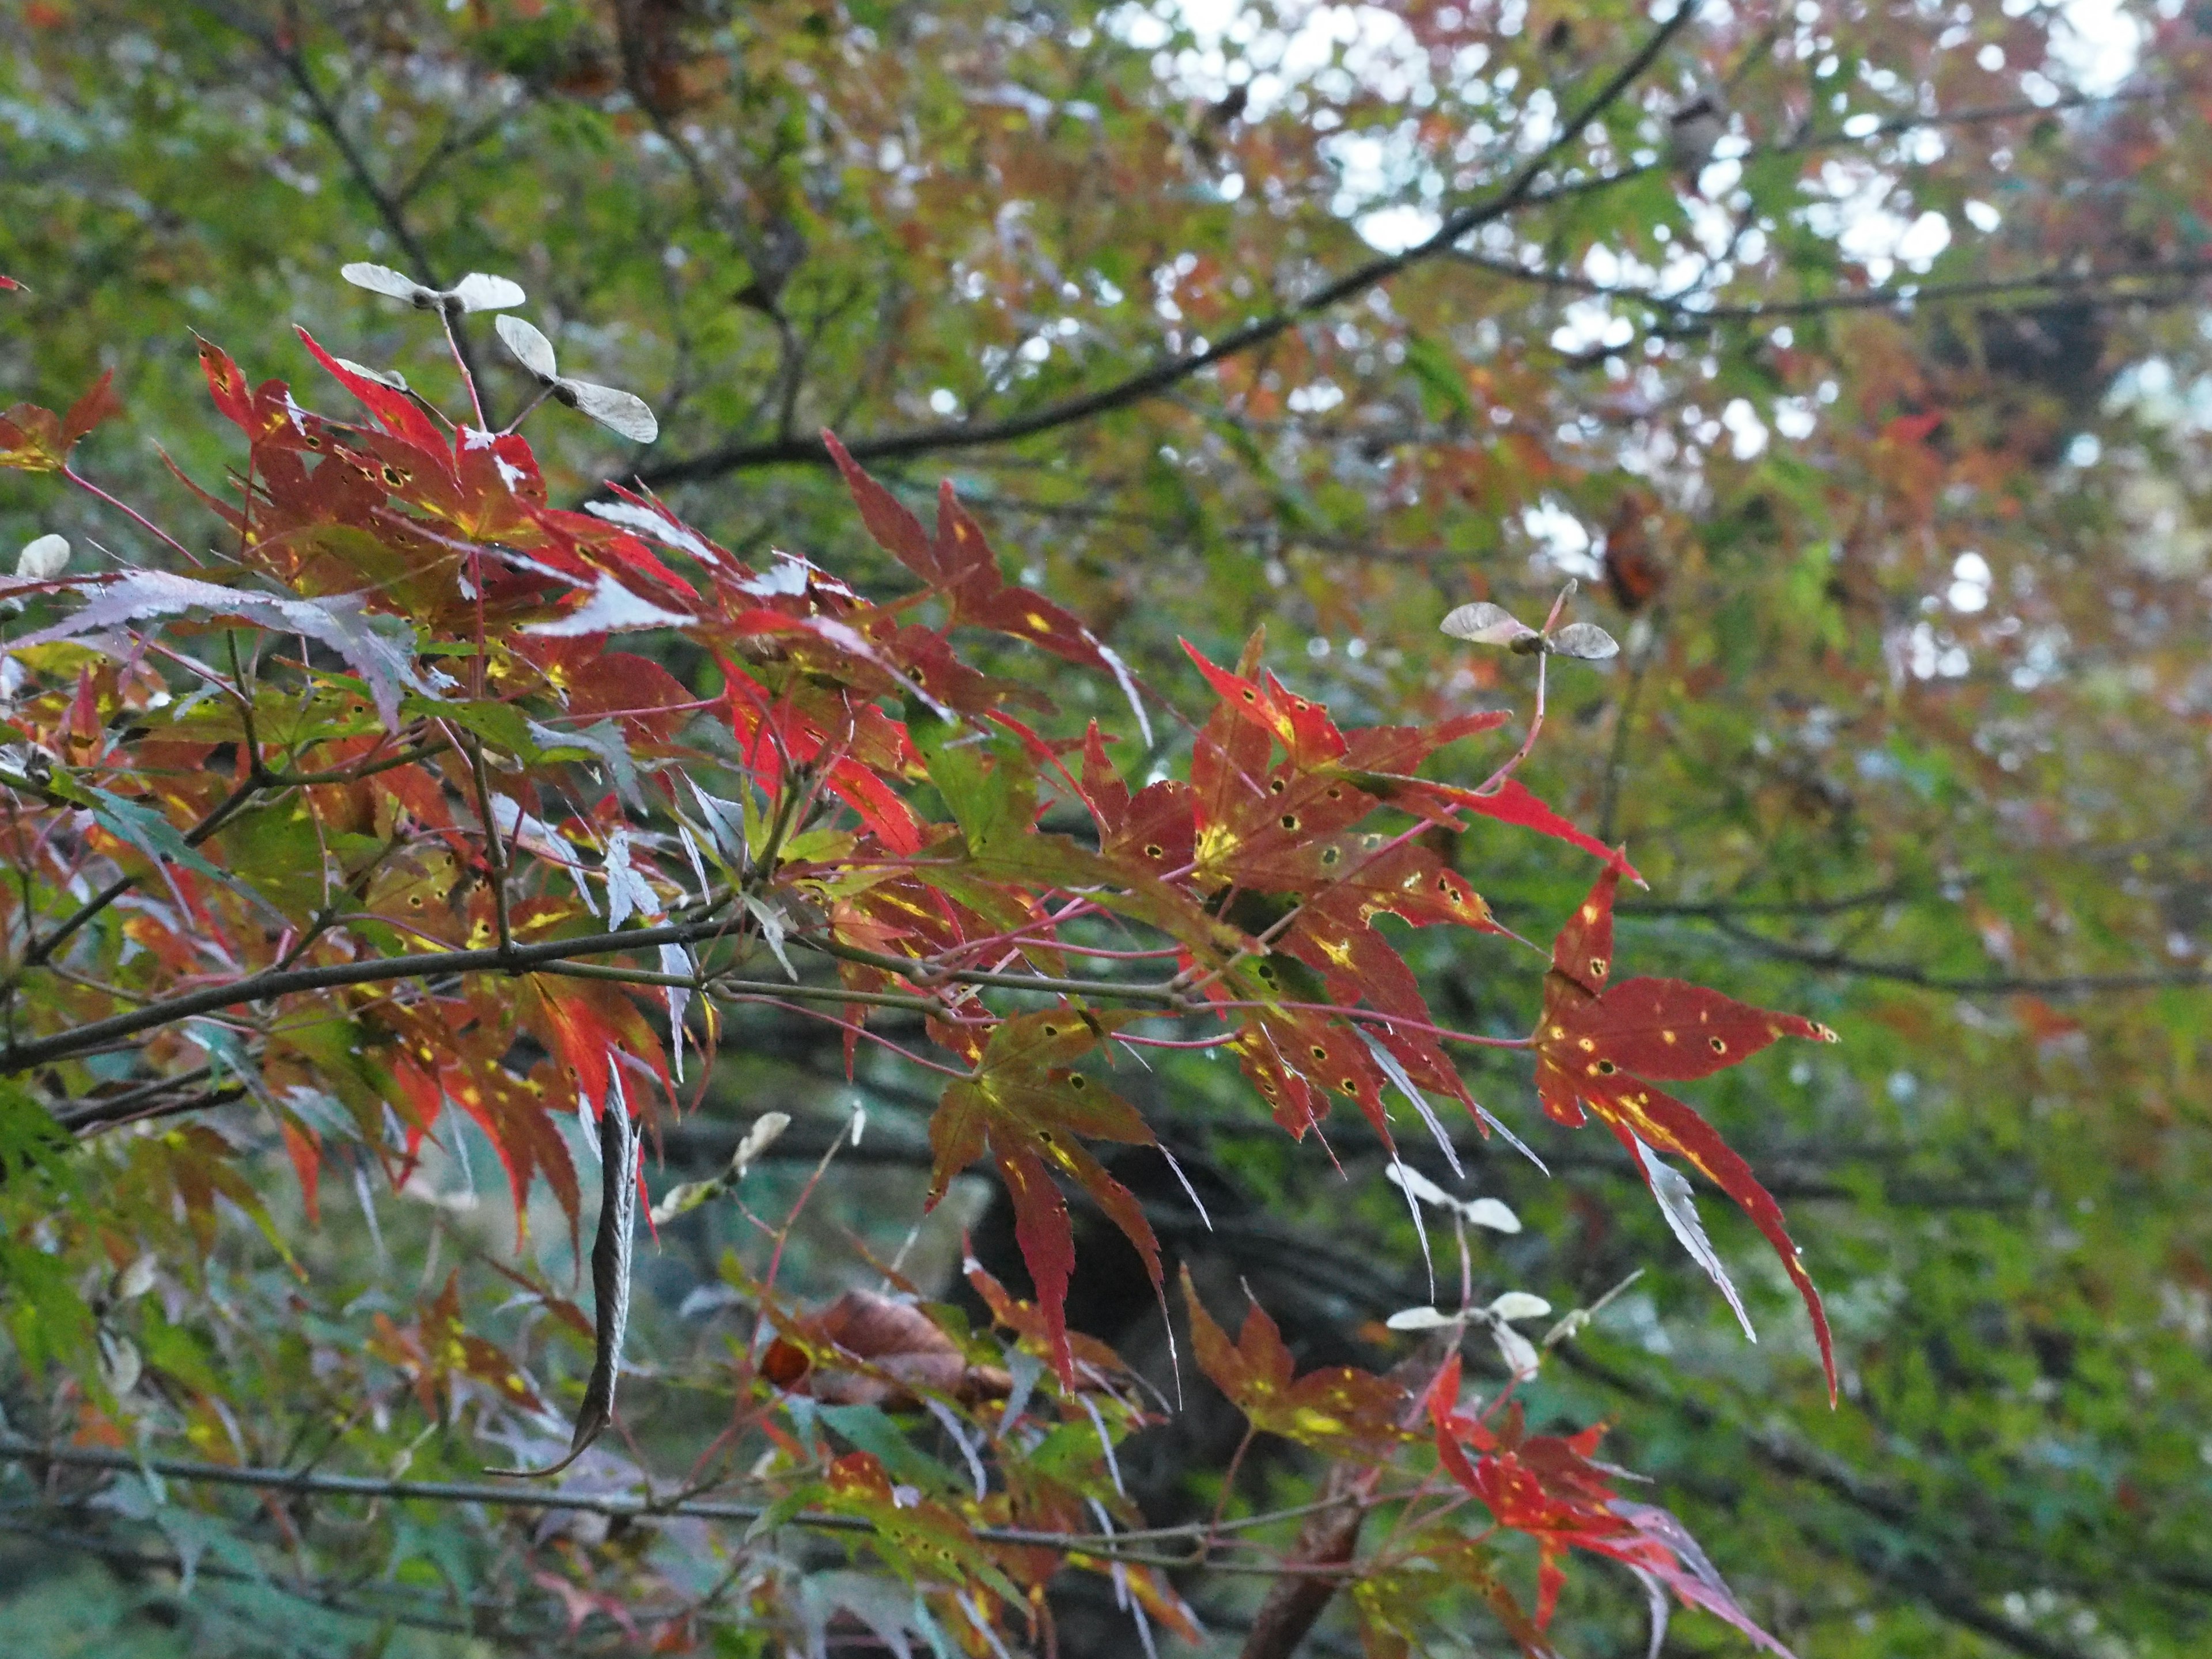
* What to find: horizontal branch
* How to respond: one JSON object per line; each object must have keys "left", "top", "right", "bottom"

{"left": 0, "top": 1439, "right": 1358, "bottom": 1565}
{"left": 0, "top": 904, "right": 1207, "bottom": 1077}
{"left": 1706, "top": 916, "right": 2212, "bottom": 997}
{"left": 624, "top": 70, "right": 2163, "bottom": 488}
{"left": 625, "top": 4, "right": 1699, "bottom": 488}
{"left": 1616, "top": 882, "right": 1910, "bottom": 921}
{"left": 0, "top": 916, "right": 742, "bottom": 1076}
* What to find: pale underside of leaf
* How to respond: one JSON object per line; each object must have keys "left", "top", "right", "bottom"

{"left": 561, "top": 379, "right": 659, "bottom": 444}
{"left": 1438, "top": 600, "right": 1537, "bottom": 646}
{"left": 1547, "top": 621, "right": 1620, "bottom": 661}
{"left": 495, "top": 314, "right": 560, "bottom": 380}
{"left": 1628, "top": 1130, "right": 1757, "bottom": 1341}
{"left": 11, "top": 570, "right": 424, "bottom": 728}
{"left": 585, "top": 498, "right": 721, "bottom": 565}
{"left": 522, "top": 572, "right": 694, "bottom": 637}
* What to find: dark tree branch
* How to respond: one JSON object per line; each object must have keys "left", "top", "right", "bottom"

{"left": 1617, "top": 881, "right": 1911, "bottom": 920}
{"left": 628, "top": 2, "right": 1704, "bottom": 488}
{"left": 211, "top": 3, "right": 498, "bottom": 415}
{"left": 56, "top": 1080, "right": 247, "bottom": 1135}
{"left": 628, "top": 69, "right": 2175, "bottom": 488}
{"left": 0, "top": 1438, "right": 1345, "bottom": 1562}
{"left": 1700, "top": 915, "right": 2212, "bottom": 996}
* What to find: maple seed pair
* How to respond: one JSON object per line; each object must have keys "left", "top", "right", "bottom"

{"left": 494, "top": 317, "right": 660, "bottom": 445}
{"left": 339, "top": 260, "right": 659, "bottom": 444}
{"left": 1439, "top": 577, "right": 1620, "bottom": 661}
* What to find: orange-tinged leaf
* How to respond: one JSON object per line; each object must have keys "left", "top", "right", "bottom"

{"left": 1184, "top": 1268, "right": 1411, "bottom": 1454}
{"left": 62, "top": 369, "right": 123, "bottom": 449}
{"left": 0, "top": 403, "right": 65, "bottom": 472}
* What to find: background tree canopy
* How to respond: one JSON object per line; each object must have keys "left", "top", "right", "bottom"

{"left": 2, "top": 1, "right": 2208, "bottom": 1656}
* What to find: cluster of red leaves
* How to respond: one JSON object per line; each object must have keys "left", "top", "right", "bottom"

{"left": 1427, "top": 1353, "right": 1794, "bottom": 1654}
{"left": 1180, "top": 1272, "right": 1798, "bottom": 1654}
{"left": 0, "top": 326, "right": 1838, "bottom": 1655}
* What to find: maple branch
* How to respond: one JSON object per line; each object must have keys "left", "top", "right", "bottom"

{"left": 56, "top": 1079, "right": 247, "bottom": 1136}
{"left": 6, "top": 734, "right": 444, "bottom": 980}
{"left": 918, "top": 489, "right": 1470, "bottom": 565}
{"left": 0, "top": 917, "right": 737, "bottom": 1075}
{"left": 0, "top": 1439, "right": 1373, "bottom": 1564}
{"left": 1617, "top": 881, "right": 1911, "bottom": 921}
{"left": 540, "top": 959, "right": 940, "bottom": 1014}
{"left": 800, "top": 932, "right": 1191, "bottom": 1006}
{"left": 626, "top": 2, "right": 1701, "bottom": 488}
{"left": 0, "top": 907, "right": 1236, "bottom": 1075}
{"left": 13, "top": 771, "right": 260, "bottom": 974}
{"left": 62, "top": 463, "right": 205, "bottom": 567}
{"left": 1698, "top": 916, "right": 2212, "bottom": 997}
{"left": 1237, "top": 1462, "right": 1370, "bottom": 1659}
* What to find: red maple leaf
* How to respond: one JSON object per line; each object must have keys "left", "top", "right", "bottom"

{"left": 1532, "top": 866, "right": 1842, "bottom": 1399}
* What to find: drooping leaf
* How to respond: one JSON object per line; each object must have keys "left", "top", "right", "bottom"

{"left": 927, "top": 1006, "right": 1156, "bottom": 1383}
{"left": 760, "top": 1289, "right": 1013, "bottom": 1407}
